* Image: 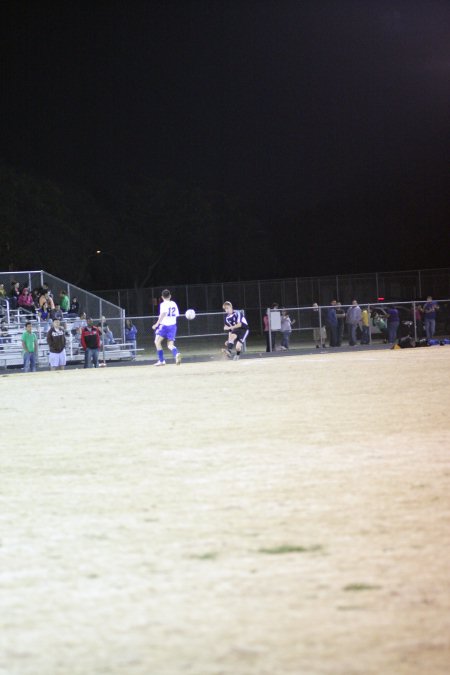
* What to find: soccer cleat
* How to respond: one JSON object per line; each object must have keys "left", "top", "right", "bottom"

{"left": 222, "top": 348, "right": 233, "bottom": 359}
{"left": 233, "top": 353, "right": 240, "bottom": 361}
{"left": 175, "top": 352, "right": 182, "bottom": 365}
{"left": 154, "top": 360, "right": 166, "bottom": 366}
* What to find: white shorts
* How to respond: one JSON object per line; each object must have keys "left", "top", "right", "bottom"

{"left": 49, "top": 350, "right": 67, "bottom": 368}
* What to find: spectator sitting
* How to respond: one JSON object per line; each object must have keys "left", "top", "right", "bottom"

{"left": 18, "top": 287, "right": 36, "bottom": 315}
{"left": 103, "top": 323, "right": 115, "bottom": 345}
{"left": 39, "top": 291, "right": 55, "bottom": 311}
{"left": 51, "top": 304, "right": 64, "bottom": 321}
{"left": 59, "top": 290, "right": 70, "bottom": 313}
{"left": 372, "top": 310, "right": 388, "bottom": 342}
{"left": 68, "top": 296, "right": 80, "bottom": 316}
{"left": 38, "top": 301, "right": 51, "bottom": 325}
{"left": 0, "top": 320, "right": 11, "bottom": 348}
{"left": 71, "top": 312, "right": 87, "bottom": 339}
{"left": 10, "top": 281, "right": 21, "bottom": 309}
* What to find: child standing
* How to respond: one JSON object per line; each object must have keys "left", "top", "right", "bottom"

{"left": 280, "top": 310, "right": 295, "bottom": 350}
{"left": 21, "top": 321, "right": 38, "bottom": 372}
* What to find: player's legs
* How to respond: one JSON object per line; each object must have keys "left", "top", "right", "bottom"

{"left": 167, "top": 339, "right": 181, "bottom": 364}
{"left": 231, "top": 329, "right": 248, "bottom": 359}
{"left": 222, "top": 332, "right": 237, "bottom": 357}
{"left": 154, "top": 334, "right": 165, "bottom": 364}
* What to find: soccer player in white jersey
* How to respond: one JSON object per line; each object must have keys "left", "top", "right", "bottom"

{"left": 222, "top": 301, "right": 249, "bottom": 360}
{"left": 152, "top": 289, "right": 182, "bottom": 366}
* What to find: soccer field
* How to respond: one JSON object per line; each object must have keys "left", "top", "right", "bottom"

{"left": 1, "top": 349, "right": 450, "bottom": 675}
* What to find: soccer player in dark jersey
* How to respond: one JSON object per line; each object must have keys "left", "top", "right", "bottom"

{"left": 222, "top": 301, "right": 249, "bottom": 360}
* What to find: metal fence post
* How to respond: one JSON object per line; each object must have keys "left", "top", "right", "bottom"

{"left": 413, "top": 301, "right": 417, "bottom": 342}
{"left": 258, "top": 280, "right": 263, "bottom": 334}
{"left": 268, "top": 308, "right": 273, "bottom": 352}
{"left": 318, "top": 305, "right": 323, "bottom": 348}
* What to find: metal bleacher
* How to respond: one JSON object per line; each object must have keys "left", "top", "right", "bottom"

{"left": 0, "top": 271, "right": 135, "bottom": 370}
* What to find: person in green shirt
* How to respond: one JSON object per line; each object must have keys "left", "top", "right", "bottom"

{"left": 59, "top": 290, "right": 70, "bottom": 313}
{"left": 22, "top": 322, "right": 38, "bottom": 372}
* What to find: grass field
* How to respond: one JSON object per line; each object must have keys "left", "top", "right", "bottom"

{"left": 1, "top": 347, "right": 450, "bottom": 675}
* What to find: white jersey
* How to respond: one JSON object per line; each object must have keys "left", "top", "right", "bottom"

{"left": 159, "top": 299, "right": 179, "bottom": 326}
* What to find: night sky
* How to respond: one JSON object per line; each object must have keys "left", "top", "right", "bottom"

{"left": 1, "top": 0, "right": 449, "bottom": 284}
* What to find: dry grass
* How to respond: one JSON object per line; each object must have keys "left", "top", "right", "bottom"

{"left": 1, "top": 348, "right": 450, "bottom": 675}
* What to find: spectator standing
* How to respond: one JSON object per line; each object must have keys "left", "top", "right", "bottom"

{"left": 346, "top": 300, "right": 362, "bottom": 346}
{"left": 312, "top": 302, "right": 326, "bottom": 348}
{"left": 81, "top": 318, "right": 101, "bottom": 368}
{"left": 413, "top": 304, "right": 424, "bottom": 338}
{"left": 336, "top": 302, "right": 346, "bottom": 346}
{"left": 361, "top": 307, "right": 370, "bottom": 344}
{"left": 47, "top": 318, "right": 67, "bottom": 370}
{"left": 0, "top": 283, "right": 6, "bottom": 299}
{"left": 125, "top": 319, "right": 138, "bottom": 357}
{"left": 21, "top": 321, "right": 38, "bottom": 372}
{"left": 423, "top": 296, "right": 439, "bottom": 340}
{"left": 326, "top": 300, "right": 338, "bottom": 347}
{"left": 280, "top": 310, "right": 295, "bottom": 350}
{"left": 386, "top": 306, "right": 400, "bottom": 344}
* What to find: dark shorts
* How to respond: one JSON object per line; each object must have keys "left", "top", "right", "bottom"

{"left": 230, "top": 327, "right": 249, "bottom": 344}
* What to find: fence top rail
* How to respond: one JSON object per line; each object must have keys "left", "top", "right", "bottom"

{"left": 95, "top": 266, "right": 450, "bottom": 295}
{"left": 0, "top": 268, "right": 123, "bottom": 314}
{"left": 268, "top": 298, "right": 450, "bottom": 312}
{"left": 123, "top": 311, "right": 227, "bottom": 320}
{"left": 0, "top": 269, "right": 44, "bottom": 275}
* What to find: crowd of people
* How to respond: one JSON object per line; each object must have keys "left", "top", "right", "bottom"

{"left": 1, "top": 279, "right": 445, "bottom": 370}
{"left": 1, "top": 279, "right": 79, "bottom": 319}
{"left": 0, "top": 280, "right": 139, "bottom": 372}
{"left": 263, "top": 296, "right": 441, "bottom": 351}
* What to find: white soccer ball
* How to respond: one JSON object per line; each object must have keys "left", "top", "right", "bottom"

{"left": 185, "top": 309, "right": 196, "bottom": 320}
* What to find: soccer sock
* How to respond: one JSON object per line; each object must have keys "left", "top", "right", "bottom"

{"left": 227, "top": 342, "right": 234, "bottom": 352}
{"left": 171, "top": 347, "right": 178, "bottom": 357}
{"left": 157, "top": 349, "right": 164, "bottom": 362}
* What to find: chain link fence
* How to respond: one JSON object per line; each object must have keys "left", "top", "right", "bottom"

{"left": 97, "top": 268, "right": 450, "bottom": 336}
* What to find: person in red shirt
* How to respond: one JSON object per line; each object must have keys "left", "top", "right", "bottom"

{"left": 81, "top": 318, "right": 101, "bottom": 368}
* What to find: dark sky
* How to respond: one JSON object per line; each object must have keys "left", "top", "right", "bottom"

{"left": 1, "top": 0, "right": 450, "bottom": 279}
